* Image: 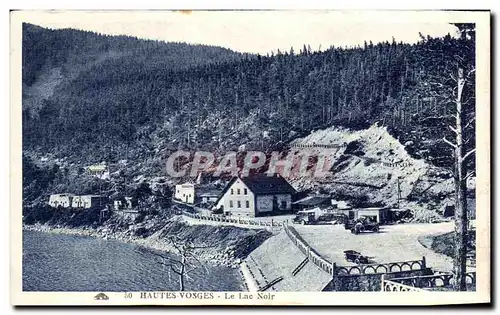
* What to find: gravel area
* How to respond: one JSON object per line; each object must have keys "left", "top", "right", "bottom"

{"left": 293, "top": 222, "right": 459, "bottom": 272}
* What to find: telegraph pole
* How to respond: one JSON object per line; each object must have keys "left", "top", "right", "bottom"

{"left": 396, "top": 176, "right": 402, "bottom": 209}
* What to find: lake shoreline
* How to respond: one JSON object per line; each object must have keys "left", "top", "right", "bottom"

{"left": 23, "top": 229, "right": 247, "bottom": 292}
{"left": 23, "top": 221, "right": 241, "bottom": 269}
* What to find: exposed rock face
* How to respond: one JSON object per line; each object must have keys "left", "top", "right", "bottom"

{"left": 289, "top": 125, "right": 475, "bottom": 222}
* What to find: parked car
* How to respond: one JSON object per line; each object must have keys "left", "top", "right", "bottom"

{"left": 343, "top": 250, "right": 369, "bottom": 264}
{"left": 292, "top": 211, "right": 316, "bottom": 225}
{"left": 292, "top": 209, "right": 335, "bottom": 225}
{"left": 345, "top": 217, "right": 380, "bottom": 234}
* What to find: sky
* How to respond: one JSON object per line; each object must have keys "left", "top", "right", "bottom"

{"left": 20, "top": 11, "right": 460, "bottom": 54}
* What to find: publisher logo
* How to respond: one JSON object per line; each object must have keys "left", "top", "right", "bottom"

{"left": 94, "top": 292, "right": 109, "bottom": 301}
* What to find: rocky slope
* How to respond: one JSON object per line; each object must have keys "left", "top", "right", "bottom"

{"left": 288, "top": 125, "right": 475, "bottom": 221}
{"left": 23, "top": 208, "right": 272, "bottom": 267}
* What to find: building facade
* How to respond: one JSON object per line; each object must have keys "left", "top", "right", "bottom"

{"left": 113, "top": 197, "right": 137, "bottom": 211}
{"left": 174, "top": 183, "right": 195, "bottom": 204}
{"left": 86, "top": 163, "right": 110, "bottom": 180}
{"left": 48, "top": 193, "right": 75, "bottom": 208}
{"left": 214, "top": 175, "right": 296, "bottom": 217}
{"left": 199, "top": 190, "right": 222, "bottom": 205}
{"left": 338, "top": 207, "right": 389, "bottom": 224}
{"left": 71, "top": 195, "right": 108, "bottom": 209}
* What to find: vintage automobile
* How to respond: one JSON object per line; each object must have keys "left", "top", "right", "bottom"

{"left": 343, "top": 250, "right": 369, "bottom": 264}
{"left": 292, "top": 211, "right": 316, "bottom": 225}
{"left": 345, "top": 217, "right": 380, "bottom": 234}
{"left": 292, "top": 209, "right": 335, "bottom": 225}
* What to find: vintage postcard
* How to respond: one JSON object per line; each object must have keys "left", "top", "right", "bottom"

{"left": 10, "top": 10, "right": 490, "bottom": 306}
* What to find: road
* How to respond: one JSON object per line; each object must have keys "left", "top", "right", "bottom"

{"left": 293, "top": 222, "right": 457, "bottom": 272}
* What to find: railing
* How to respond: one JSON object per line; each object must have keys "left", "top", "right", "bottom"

{"left": 334, "top": 258, "right": 427, "bottom": 276}
{"left": 283, "top": 223, "right": 429, "bottom": 279}
{"left": 180, "top": 210, "right": 285, "bottom": 228}
{"left": 292, "top": 257, "right": 309, "bottom": 276}
{"left": 283, "top": 224, "right": 335, "bottom": 275}
{"left": 388, "top": 272, "right": 476, "bottom": 290}
{"left": 259, "top": 276, "right": 283, "bottom": 292}
{"left": 381, "top": 278, "right": 426, "bottom": 292}
{"left": 290, "top": 143, "right": 346, "bottom": 149}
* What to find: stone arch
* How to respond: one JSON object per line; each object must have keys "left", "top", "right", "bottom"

{"left": 411, "top": 261, "right": 422, "bottom": 270}
{"left": 364, "top": 266, "right": 376, "bottom": 274}
{"left": 349, "top": 266, "right": 361, "bottom": 275}
{"left": 376, "top": 265, "right": 388, "bottom": 273}
{"left": 434, "top": 277, "right": 446, "bottom": 287}
{"left": 466, "top": 274, "right": 474, "bottom": 284}
{"left": 336, "top": 267, "right": 349, "bottom": 275}
{"left": 449, "top": 277, "right": 456, "bottom": 287}
{"left": 389, "top": 263, "right": 401, "bottom": 272}
{"left": 401, "top": 263, "right": 412, "bottom": 271}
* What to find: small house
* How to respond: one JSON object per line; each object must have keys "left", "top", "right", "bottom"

{"left": 86, "top": 163, "right": 110, "bottom": 180}
{"left": 113, "top": 197, "right": 137, "bottom": 211}
{"left": 198, "top": 189, "right": 222, "bottom": 205}
{"left": 292, "top": 195, "right": 331, "bottom": 211}
{"left": 174, "top": 183, "right": 195, "bottom": 204}
{"left": 330, "top": 199, "right": 351, "bottom": 210}
{"left": 72, "top": 195, "right": 108, "bottom": 209}
{"left": 48, "top": 193, "right": 75, "bottom": 208}
{"left": 213, "top": 174, "right": 296, "bottom": 217}
{"left": 353, "top": 207, "right": 389, "bottom": 224}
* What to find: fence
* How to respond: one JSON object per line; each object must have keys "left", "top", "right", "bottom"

{"left": 381, "top": 278, "right": 426, "bottom": 292}
{"left": 180, "top": 210, "right": 285, "bottom": 228}
{"left": 386, "top": 272, "right": 476, "bottom": 290}
{"left": 334, "top": 257, "right": 427, "bottom": 276}
{"left": 283, "top": 224, "right": 335, "bottom": 275}
{"left": 291, "top": 143, "right": 346, "bottom": 149}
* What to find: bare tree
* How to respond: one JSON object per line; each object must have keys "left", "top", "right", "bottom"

{"left": 443, "top": 67, "right": 475, "bottom": 291}
{"left": 440, "top": 24, "right": 476, "bottom": 291}
{"left": 418, "top": 24, "right": 475, "bottom": 291}
{"left": 151, "top": 236, "right": 211, "bottom": 291}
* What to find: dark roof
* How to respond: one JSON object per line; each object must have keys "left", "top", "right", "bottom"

{"left": 293, "top": 195, "right": 331, "bottom": 206}
{"left": 240, "top": 175, "right": 296, "bottom": 195}
{"left": 197, "top": 189, "right": 223, "bottom": 197}
{"left": 214, "top": 175, "right": 296, "bottom": 206}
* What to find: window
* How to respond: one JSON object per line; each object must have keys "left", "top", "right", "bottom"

{"left": 237, "top": 188, "right": 241, "bottom": 195}
{"left": 231, "top": 189, "right": 234, "bottom": 195}
{"left": 246, "top": 200, "right": 250, "bottom": 208}
{"left": 237, "top": 201, "right": 241, "bottom": 208}
{"left": 229, "top": 200, "right": 233, "bottom": 208}
{"left": 244, "top": 188, "right": 248, "bottom": 195}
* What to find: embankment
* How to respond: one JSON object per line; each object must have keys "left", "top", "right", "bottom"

{"left": 242, "top": 231, "right": 332, "bottom": 291}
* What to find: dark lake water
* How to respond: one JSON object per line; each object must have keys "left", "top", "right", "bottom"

{"left": 22, "top": 230, "right": 244, "bottom": 291}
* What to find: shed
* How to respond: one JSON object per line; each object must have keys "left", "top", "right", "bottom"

{"left": 292, "top": 195, "right": 331, "bottom": 211}
{"left": 354, "top": 207, "right": 390, "bottom": 224}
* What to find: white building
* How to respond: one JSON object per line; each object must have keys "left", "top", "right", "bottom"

{"left": 198, "top": 189, "right": 222, "bottom": 205}
{"left": 331, "top": 199, "right": 351, "bottom": 209}
{"left": 113, "top": 197, "right": 136, "bottom": 211}
{"left": 213, "top": 175, "right": 296, "bottom": 217}
{"left": 174, "top": 183, "right": 195, "bottom": 204}
{"left": 71, "top": 195, "right": 108, "bottom": 209}
{"left": 86, "top": 163, "right": 110, "bottom": 180}
{"left": 48, "top": 193, "right": 75, "bottom": 208}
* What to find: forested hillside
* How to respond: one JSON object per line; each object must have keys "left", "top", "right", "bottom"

{"left": 22, "top": 23, "right": 475, "bottom": 172}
